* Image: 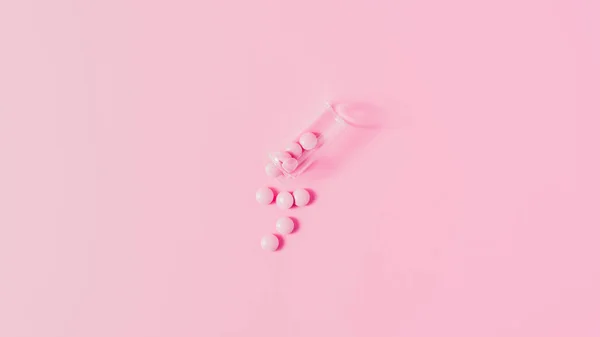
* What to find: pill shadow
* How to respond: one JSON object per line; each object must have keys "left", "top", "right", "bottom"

{"left": 274, "top": 233, "right": 285, "bottom": 251}
{"left": 289, "top": 216, "right": 300, "bottom": 234}
{"left": 331, "top": 101, "right": 386, "bottom": 129}
{"left": 267, "top": 186, "right": 280, "bottom": 206}
{"left": 305, "top": 126, "right": 379, "bottom": 180}
{"left": 297, "top": 99, "right": 413, "bottom": 180}
{"left": 305, "top": 188, "right": 317, "bottom": 206}
{"left": 300, "top": 101, "right": 385, "bottom": 180}
{"left": 329, "top": 99, "right": 412, "bottom": 130}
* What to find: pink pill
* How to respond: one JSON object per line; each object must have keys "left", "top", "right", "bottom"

{"left": 299, "top": 132, "right": 318, "bottom": 150}
{"left": 293, "top": 188, "right": 310, "bottom": 207}
{"left": 276, "top": 191, "right": 294, "bottom": 209}
{"left": 255, "top": 187, "right": 274, "bottom": 205}
{"left": 276, "top": 216, "right": 295, "bottom": 235}
{"left": 282, "top": 158, "right": 298, "bottom": 172}
{"left": 285, "top": 142, "right": 303, "bottom": 158}
{"left": 261, "top": 234, "right": 279, "bottom": 251}
{"left": 272, "top": 151, "right": 291, "bottom": 162}
{"left": 265, "top": 162, "right": 282, "bottom": 177}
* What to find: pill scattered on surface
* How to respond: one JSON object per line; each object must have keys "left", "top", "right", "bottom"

{"left": 255, "top": 187, "right": 274, "bottom": 205}
{"left": 299, "top": 132, "right": 318, "bottom": 150}
{"left": 293, "top": 188, "right": 310, "bottom": 207}
{"left": 282, "top": 158, "right": 298, "bottom": 173}
{"left": 276, "top": 217, "right": 295, "bottom": 235}
{"left": 261, "top": 234, "right": 279, "bottom": 251}
{"left": 285, "top": 142, "right": 303, "bottom": 158}
{"left": 265, "top": 162, "right": 282, "bottom": 177}
{"left": 276, "top": 191, "right": 294, "bottom": 209}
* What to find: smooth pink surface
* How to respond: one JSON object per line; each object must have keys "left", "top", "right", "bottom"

{"left": 1, "top": 0, "right": 599, "bottom": 336}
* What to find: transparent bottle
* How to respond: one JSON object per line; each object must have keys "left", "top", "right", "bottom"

{"left": 265, "top": 102, "right": 351, "bottom": 179}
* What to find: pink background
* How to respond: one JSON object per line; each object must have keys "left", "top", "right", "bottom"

{"left": 1, "top": 0, "right": 599, "bottom": 336}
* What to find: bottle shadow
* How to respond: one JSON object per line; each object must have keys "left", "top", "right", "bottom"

{"left": 299, "top": 100, "right": 404, "bottom": 180}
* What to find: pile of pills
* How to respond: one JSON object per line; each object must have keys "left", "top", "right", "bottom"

{"left": 257, "top": 132, "right": 318, "bottom": 252}
{"left": 255, "top": 187, "right": 311, "bottom": 251}
{"left": 265, "top": 132, "right": 318, "bottom": 178}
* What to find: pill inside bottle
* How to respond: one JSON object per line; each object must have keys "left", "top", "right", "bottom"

{"left": 267, "top": 102, "right": 353, "bottom": 179}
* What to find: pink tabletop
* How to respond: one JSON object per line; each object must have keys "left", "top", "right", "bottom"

{"left": 1, "top": 0, "right": 599, "bottom": 336}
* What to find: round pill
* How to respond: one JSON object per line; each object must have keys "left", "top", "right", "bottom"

{"left": 265, "top": 162, "right": 282, "bottom": 177}
{"left": 293, "top": 188, "right": 310, "bottom": 207}
{"left": 255, "top": 187, "right": 274, "bottom": 205}
{"left": 276, "top": 191, "right": 294, "bottom": 209}
{"left": 285, "top": 142, "right": 303, "bottom": 158}
{"left": 272, "top": 151, "right": 291, "bottom": 162}
{"left": 282, "top": 158, "right": 298, "bottom": 173}
{"left": 276, "top": 217, "right": 295, "bottom": 235}
{"left": 261, "top": 234, "right": 279, "bottom": 251}
{"left": 299, "top": 132, "right": 318, "bottom": 150}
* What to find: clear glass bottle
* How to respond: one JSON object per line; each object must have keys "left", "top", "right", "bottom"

{"left": 265, "top": 102, "right": 350, "bottom": 179}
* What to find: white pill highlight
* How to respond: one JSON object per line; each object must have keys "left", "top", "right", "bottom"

{"left": 276, "top": 191, "right": 294, "bottom": 209}
{"left": 255, "top": 187, "right": 274, "bottom": 205}
{"left": 299, "top": 132, "right": 318, "bottom": 150}
{"left": 261, "top": 234, "right": 279, "bottom": 251}
{"left": 276, "top": 216, "right": 295, "bottom": 235}
{"left": 272, "top": 151, "right": 291, "bottom": 162}
{"left": 285, "top": 142, "right": 303, "bottom": 158}
{"left": 293, "top": 188, "right": 310, "bottom": 207}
